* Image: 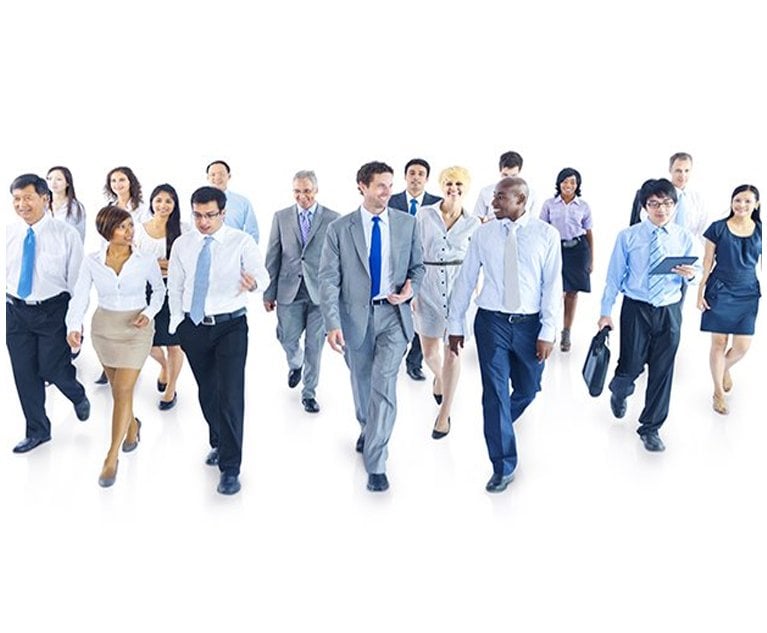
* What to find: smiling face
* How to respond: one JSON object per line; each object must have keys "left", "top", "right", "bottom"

{"left": 492, "top": 183, "right": 526, "bottom": 221}
{"left": 110, "top": 170, "right": 131, "bottom": 198}
{"left": 731, "top": 190, "right": 759, "bottom": 219}
{"left": 110, "top": 217, "right": 135, "bottom": 246}
{"left": 559, "top": 175, "right": 578, "bottom": 201}
{"left": 46, "top": 169, "right": 68, "bottom": 196}
{"left": 441, "top": 178, "right": 465, "bottom": 202}
{"left": 359, "top": 172, "right": 393, "bottom": 213}
{"left": 293, "top": 177, "right": 317, "bottom": 210}
{"left": 12, "top": 185, "right": 48, "bottom": 225}
{"left": 669, "top": 158, "right": 692, "bottom": 190}
{"left": 207, "top": 163, "right": 230, "bottom": 191}
{"left": 151, "top": 190, "right": 176, "bottom": 219}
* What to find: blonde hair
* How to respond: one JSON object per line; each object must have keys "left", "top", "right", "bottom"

{"left": 438, "top": 166, "right": 471, "bottom": 191}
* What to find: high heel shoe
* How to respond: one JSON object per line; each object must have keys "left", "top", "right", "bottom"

{"left": 432, "top": 378, "right": 443, "bottom": 405}
{"left": 121, "top": 418, "right": 142, "bottom": 452}
{"left": 712, "top": 394, "right": 729, "bottom": 415}
{"left": 432, "top": 416, "right": 451, "bottom": 440}
{"left": 723, "top": 371, "right": 733, "bottom": 393}
{"left": 98, "top": 461, "right": 119, "bottom": 488}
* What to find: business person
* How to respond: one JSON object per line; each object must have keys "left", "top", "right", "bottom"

{"left": 66, "top": 205, "right": 164, "bottom": 487}
{"left": 473, "top": 150, "right": 539, "bottom": 221}
{"left": 319, "top": 161, "right": 424, "bottom": 492}
{"left": 47, "top": 166, "right": 86, "bottom": 242}
{"left": 6, "top": 174, "right": 90, "bottom": 454}
{"left": 599, "top": 178, "right": 698, "bottom": 452}
{"left": 206, "top": 160, "right": 260, "bottom": 243}
{"left": 697, "top": 185, "right": 761, "bottom": 414}
{"left": 448, "top": 177, "right": 562, "bottom": 493}
{"left": 388, "top": 158, "right": 441, "bottom": 382}
{"left": 167, "top": 186, "right": 269, "bottom": 495}
{"left": 263, "top": 170, "right": 339, "bottom": 413}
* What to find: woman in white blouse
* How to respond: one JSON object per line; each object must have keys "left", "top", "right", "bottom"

{"left": 47, "top": 166, "right": 86, "bottom": 242}
{"left": 414, "top": 166, "right": 481, "bottom": 439}
{"left": 133, "top": 184, "right": 187, "bottom": 410}
{"left": 104, "top": 165, "right": 150, "bottom": 223}
{"left": 66, "top": 206, "right": 164, "bottom": 488}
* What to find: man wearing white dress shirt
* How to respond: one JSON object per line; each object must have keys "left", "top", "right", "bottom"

{"left": 473, "top": 151, "right": 539, "bottom": 222}
{"left": 206, "top": 160, "right": 260, "bottom": 243}
{"left": 629, "top": 152, "right": 707, "bottom": 239}
{"left": 449, "top": 177, "right": 562, "bottom": 493}
{"left": 167, "top": 186, "right": 270, "bottom": 495}
{"left": 6, "top": 174, "right": 90, "bottom": 454}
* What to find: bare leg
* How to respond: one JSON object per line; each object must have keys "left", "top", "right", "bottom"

{"left": 101, "top": 367, "right": 141, "bottom": 480}
{"left": 149, "top": 346, "right": 168, "bottom": 385}
{"left": 709, "top": 333, "right": 729, "bottom": 398}
{"left": 435, "top": 342, "right": 461, "bottom": 432}
{"left": 420, "top": 335, "right": 443, "bottom": 397}
{"left": 724, "top": 335, "right": 753, "bottom": 389}
{"left": 162, "top": 345, "right": 185, "bottom": 402}
{"left": 563, "top": 292, "right": 578, "bottom": 330}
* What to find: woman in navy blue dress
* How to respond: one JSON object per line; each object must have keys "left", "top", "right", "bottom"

{"left": 697, "top": 184, "right": 762, "bottom": 414}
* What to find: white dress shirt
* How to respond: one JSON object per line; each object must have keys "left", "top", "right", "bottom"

{"left": 473, "top": 181, "right": 540, "bottom": 220}
{"left": 133, "top": 221, "right": 191, "bottom": 263}
{"left": 448, "top": 212, "right": 563, "bottom": 341}
{"left": 51, "top": 200, "right": 86, "bottom": 242}
{"left": 166, "top": 224, "right": 270, "bottom": 334}
{"left": 360, "top": 206, "right": 393, "bottom": 299}
{"left": 6, "top": 214, "right": 84, "bottom": 302}
{"left": 65, "top": 245, "right": 165, "bottom": 331}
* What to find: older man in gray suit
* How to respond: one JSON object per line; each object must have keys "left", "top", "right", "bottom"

{"left": 264, "top": 170, "right": 340, "bottom": 413}
{"left": 319, "top": 161, "right": 425, "bottom": 492}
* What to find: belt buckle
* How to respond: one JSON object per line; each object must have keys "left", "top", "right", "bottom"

{"left": 202, "top": 315, "right": 216, "bottom": 326}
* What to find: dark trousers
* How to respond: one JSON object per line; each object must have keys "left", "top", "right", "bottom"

{"left": 609, "top": 297, "right": 682, "bottom": 435}
{"left": 405, "top": 332, "right": 423, "bottom": 370}
{"left": 474, "top": 309, "right": 544, "bottom": 477}
{"left": 178, "top": 316, "right": 248, "bottom": 476}
{"left": 5, "top": 294, "right": 86, "bottom": 440}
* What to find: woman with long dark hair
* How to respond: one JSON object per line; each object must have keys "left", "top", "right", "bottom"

{"left": 47, "top": 166, "right": 86, "bottom": 241}
{"left": 134, "top": 184, "right": 187, "bottom": 410}
{"left": 697, "top": 184, "right": 762, "bottom": 414}
{"left": 104, "top": 166, "right": 150, "bottom": 223}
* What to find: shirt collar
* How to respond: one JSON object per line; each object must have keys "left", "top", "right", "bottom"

{"left": 500, "top": 211, "right": 531, "bottom": 230}
{"left": 361, "top": 205, "right": 388, "bottom": 225}
{"left": 407, "top": 192, "right": 424, "bottom": 206}
{"left": 194, "top": 223, "right": 228, "bottom": 243}
{"left": 297, "top": 202, "right": 318, "bottom": 215}
{"left": 25, "top": 212, "right": 52, "bottom": 234}
{"left": 556, "top": 195, "right": 582, "bottom": 206}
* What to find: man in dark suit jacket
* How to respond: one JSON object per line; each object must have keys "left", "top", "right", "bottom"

{"left": 387, "top": 158, "right": 441, "bottom": 381}
{"left": 264, "top": 170, "right": 339, "bottom": 413}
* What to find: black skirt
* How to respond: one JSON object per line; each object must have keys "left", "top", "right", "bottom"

{"left": 146, "top": 280, "right": 180, "bottom": 347}
{"left": 561, "top": 236, "right": 591, "bottom": 293}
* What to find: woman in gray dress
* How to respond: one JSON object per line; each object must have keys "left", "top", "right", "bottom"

{"left": 414, "top": 166, "right": 480, "bottom": 439}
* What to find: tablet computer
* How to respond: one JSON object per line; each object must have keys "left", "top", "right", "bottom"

{"left": 649, "top": 255, "right": 698, "bottom": 275}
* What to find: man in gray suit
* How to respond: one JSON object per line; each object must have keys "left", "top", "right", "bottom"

{"left": 264, "top": 171, "right": 339, "bottom": 413}
{"left": 319, "top": 161, "right": 425, "bottom": 492}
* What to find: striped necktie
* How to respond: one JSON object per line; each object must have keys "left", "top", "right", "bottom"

{"left": 299, "top": 209, "right": 312, "bottom": 246}
{"left": 648, "top": 227, "right": 667, "bottom": 306}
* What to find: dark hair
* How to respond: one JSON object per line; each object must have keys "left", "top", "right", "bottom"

{"left": 499, "top": 151, "right": 524, "bottom": 171}
{"left": 10, "top": 173, "right": 49, "bottom": 196}
{"left": 356, "top": 161, "right": 394, "bottom": 186}
{"left": 47, "top": 166, "right": 84, "bottom": 223}
{"left": 639, "top": 178, "right": 677, "bottom": 208}
{"left": 668, "top": 152, "right": 693, "bottom": 169}
{"left": 404, "top": 158, "right": 431, "bottom": 177}
{"left": 191, "top": 186, "right": 227, "bottom": 211}
{"left": 149, "top": 184, "right": 183, "bottom": 258}
{"left": 95, "top": 205, "right": 132, "bottom": 241}
{"left": 728, "top": 184, "right": 761, "bottom": 224}
{"left": 555, "top": 168, "right": 582, "bottom": 198}
{"left": 104, "top": 166, "right": 143, "bottom": 209}
{"left": 206, "top": 160, "right": 231, "bottom": 174}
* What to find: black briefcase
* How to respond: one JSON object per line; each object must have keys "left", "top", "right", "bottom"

{"left": 582, "top": 326, "right": 611, "bottom": 397}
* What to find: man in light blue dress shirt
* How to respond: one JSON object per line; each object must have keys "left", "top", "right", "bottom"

{"left": 206, "top": 160, "right": 260, "bottom": 243}
{"left": 599, "top": 178, "right": 698, "bottom": 452}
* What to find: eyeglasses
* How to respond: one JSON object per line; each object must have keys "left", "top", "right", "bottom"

{"left": 192, "top": 211, "right": 223, "bottom": 221}
{"left": 645, "top": 200, "right": 675, "bottom": 210}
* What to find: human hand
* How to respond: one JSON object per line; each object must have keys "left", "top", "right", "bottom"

{"left": 536, "top": 339, "right": 553, "bottom": 363}
{"left": 672, "top": 265, "right": 696, "bottom": 280}
{"left": 67, "top": 331, "right": 82, "bottom": 349}
{"left": 697, "top": 294, "right": 710, "bottom": 311}
{"left": 158, "top": 257, "right": 169, "bottom": 275}
{"left": 448, "top": 335, "right": 464, "bottom": 356}
{"left": 133, "top": 314, "right": 150, "bottom": 328}
{"left": 327, "top": 329, "right": 345, "bottom": 353}
{"left": 387, "top": 279, "right": 413, "bottom": 305}
{"left": 240, "top": 271, "right": 258, "bottom": 292}
{"left": 597, "top": 316, "right": 614, "bottom": 331}
{"left": 264, "top": 299, "right": 276, "bottom": 312}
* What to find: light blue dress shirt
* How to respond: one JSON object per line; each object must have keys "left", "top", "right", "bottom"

{"left": 223, "top": 189, "right": 259, "bottom": 243}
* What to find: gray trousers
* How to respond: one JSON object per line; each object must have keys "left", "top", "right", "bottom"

{"left": 344, "top": 304, "right": 408, "bottom": 474}
{"left": 276, "top": 300, "right": 325, "bottom": 400}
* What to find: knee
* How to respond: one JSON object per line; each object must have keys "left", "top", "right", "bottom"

{"left": 711, "top": 336, "right": 728, "bottom": 353}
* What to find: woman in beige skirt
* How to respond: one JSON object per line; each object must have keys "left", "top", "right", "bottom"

{"left": 66, "top": 206, "right": 164, "bottom": 487}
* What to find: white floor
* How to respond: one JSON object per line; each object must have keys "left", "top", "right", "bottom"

{"left": 1, "top": 289, "right": 764, "bottom": 632}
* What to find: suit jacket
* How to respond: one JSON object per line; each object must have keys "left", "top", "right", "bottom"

{"left": 263, "top": 204, "right": 340, "bottom": 305}
{"left": 319, "top": 207, "right": 425, "bottom": 350}
{"left": 388, "top": 191, "right": 442, "bottom": 214}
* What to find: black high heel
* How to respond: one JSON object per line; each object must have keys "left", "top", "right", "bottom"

{"left": 432, "top": 416, "right": 451, "bottom": 440}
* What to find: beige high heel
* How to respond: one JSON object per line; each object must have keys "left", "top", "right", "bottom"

{"left": 712, "top": 394, "right": 729, "bottom": 415}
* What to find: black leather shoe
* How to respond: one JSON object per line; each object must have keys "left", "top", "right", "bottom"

{"left": 74, "top": 396, "right": 91, "bottom": 421}
{"left": 288, "top": 367, "right": 302, "bottom": 389}
{"left": 95, "top": 370, "right": 108, "bottom": 385}
{"left": 367, "top": 473, "right": 389, "bottom": 492}
{"left": 432, "top": 416, "right": 451, "bottom": 440}
{"left": 217, "top": 473, "right": 241, "bottom": 495}
{"left": 158, "top": 392, "right": 177, "bottom": 411}
{"left": 157, "top": 379, "right": 167, "bottom": 392}
{"left": 610, "top": 393, "right": 627, "bottom": 419}
{"left": 302, "top": 397, "right": 320, "bottom": 413}
{"left": 205, "top": 447, "right": 219, "bottom": 466}
{"left": 13, "top": 436, "right": 51, "bottom": 454}
{"left": 355, "top": 434, "right": 364, "bottom": 453}
{"left": 407, "top": 366, "right": 426, "bottom": 381}
{"left": 641, "top": 433, "right": 666, "bottom": 452}
{"left": 121, "top": 419, "right": 142, "bottom": 453}
{"left": 485, "top": 472, "right": 515, "bottom": 493}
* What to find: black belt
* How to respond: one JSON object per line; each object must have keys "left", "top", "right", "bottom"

{"left": 424, "top": 260, "right": 464, "bottom": 266}
{"left": 371, "top": 298, "right": 390, "bottom": 306}
{"left": 486, "top": 309, "right": 540, "bottom": 324}
{"left": 185, "top": 307, "right": 246, "bottom": 326}
{"left": 6, "top": 292, "right": 68, "bottom": 307}
{"left": 561, "top": 236, "right": 584, "bottom": 248}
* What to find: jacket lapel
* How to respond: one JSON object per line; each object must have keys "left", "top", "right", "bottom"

{"left": 303, "top": 205, "right": 324, "bottom": 249}
{"left": 349, "top": 209, "right": 370, "bottom": 274}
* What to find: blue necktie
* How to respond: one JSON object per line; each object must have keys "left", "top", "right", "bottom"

{"left": 648, "top": 227, "right": 667, "bottom": 306}
{"left": 370, "top": 216, "right": 382, "bottom": 298}
{"left": 190, "top": 236, "right": 213, "bottom": 324}
{"left": 17, "top": 227, "right": 35, "bottom": 299}
{"left": 299, "top": 210, "right": 312, "bottom": 246}
{"left": 409, "top": 198, "right": 418, "bottom": 216}
{"left": 675, "top": 191, "right": 687, "bottom": 227}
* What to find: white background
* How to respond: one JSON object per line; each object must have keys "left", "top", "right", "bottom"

{"left": 1, "top": 1, "right": 765, "bottom": 631}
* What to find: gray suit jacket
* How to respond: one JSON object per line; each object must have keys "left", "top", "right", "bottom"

{"left": 263, "top": 204, "right": 340, "bottom": 305}
{"left": 319, "top": 208, "right": 425, "bottom": 350}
